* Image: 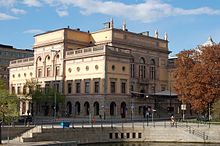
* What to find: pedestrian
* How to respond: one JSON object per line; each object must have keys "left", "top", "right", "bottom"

{"left": 170, "top": 114, "right": 175, "bottom": 127}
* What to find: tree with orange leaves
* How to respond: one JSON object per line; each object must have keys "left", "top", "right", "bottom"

{"left": 174, "top": 45, "right": 220, "bottom": 115}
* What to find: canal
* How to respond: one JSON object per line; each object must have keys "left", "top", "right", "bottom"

{"left": 81, "top": 142, "right": 220, "bottom": 146}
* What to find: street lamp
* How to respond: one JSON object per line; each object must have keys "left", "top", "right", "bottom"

{"left": 51, "top": 49, "right": 60, "bottom": 120}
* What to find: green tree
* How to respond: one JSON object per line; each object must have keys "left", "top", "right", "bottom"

{"left": 24, "top": 79, "right": 65, "bottom": 116}
{"left": 0, "top": 80, "right": 18, "bottom": 124}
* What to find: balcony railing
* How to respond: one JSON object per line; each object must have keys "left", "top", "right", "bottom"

{"left": 10, "top": 57, "right": 34, "bottom": 67}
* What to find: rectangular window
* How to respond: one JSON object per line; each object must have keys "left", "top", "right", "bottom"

{"left": 46, "top": 67, "right": 51, "bottom": 77}
{"left": 68, "top": 83, "right": 72, "bottom": 94}
{"left": 132, "top": 133, "right": 136, "bottom": 138}
{"left": 23, "top": 86, "right": 27, "bottom": 95}
{"left": 126, "top": 133, "right": 130, "bottom": 138}
{"left": 110, "top": 81, "right": 116, "bottom": 93}
{"left": 45, "top": 84, "right": 50, "bottom": 93}
{"left": 56, "top": 84, "right": 59, "bottom": 93}
{"left": 17, "top": 87, "right": 21, "bottom": 94}
{"left": 94, "top": 81, "right": 99, "bottom": 93}
{"left": 38, "top": 68, "right": 42, "bottom": 77}
{"left": 76, "top": 82, "right": 81, "bottom": 93}
{"left": 55, "top": 66, "right": 60, "bottom": 76}
{"left": 54, "top": 83, "right": 59, "bottom": 93}
{"left": 12, "top": 86, "right": 15, "bottom": 94}
{"left": 130, "top": 64, "right": 134, "bottom": 78}
{"left": 85, "top": 81, "right": 90, "bottom": 94}
{"left": 121, "top": 82, "right": 126, "bottom": 94}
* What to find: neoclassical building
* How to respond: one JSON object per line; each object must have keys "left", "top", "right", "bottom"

{"left": 9, "top": 21, "right": 173, "bottom": 119}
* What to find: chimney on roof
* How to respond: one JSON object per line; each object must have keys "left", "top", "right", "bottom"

{"left": 110, "top": 18, "right": 114, "bottom": 28}
{"left": 164, "top": 32, "right": 168, "bottom": 41}
{"left": 104, "top": 18, "right": 114, "bottom": 29}
{"left": 122, "top": 20, "right": 127, "bottom": 31}
{"left": 67, "top": 26, "right": 70, "bottom": 29}
{"left": 154, "top": 30, "right": 158, "bottom": 38}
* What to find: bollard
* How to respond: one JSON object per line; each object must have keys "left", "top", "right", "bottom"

{"left": 164, "top": 121, "right": 166, "bottom": 128}
{"left": 143, "top": 122, "right": 145, "bottom": 129}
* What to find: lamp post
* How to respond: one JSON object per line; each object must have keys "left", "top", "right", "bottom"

{"left": 51, "top": 49, "right": 60, "bottom": 121}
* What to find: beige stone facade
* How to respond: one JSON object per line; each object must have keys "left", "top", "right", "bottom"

{"left": 9, "top": 21, "right": 174, "bottom": 118}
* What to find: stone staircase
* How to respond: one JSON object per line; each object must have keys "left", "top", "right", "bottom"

{"left": 12, "top": 126, "right": 42, "bottom": 143}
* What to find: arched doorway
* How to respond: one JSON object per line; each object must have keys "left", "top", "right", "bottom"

{"left": 110, "top": 102, "right": 116, "bottom": 116}
{"left": 121, "top": 102, "right": 127, "bottom": 118}
{"left": 22, "top": 101, "right": 26, "bottom": 115}
{"left": 66, "top": 101, "right": 72, "bottom": 117}
{"left": 84, "top": 102, "right": 90, "bottom": 115}
{"left": 75, "top": 102, "right": 80, "bottom": 115}
{"left": 93, "top": 102, "right": 99, "bottom": 116}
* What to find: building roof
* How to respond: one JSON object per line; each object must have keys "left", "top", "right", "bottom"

{"left": 201, "top": 36, "right": 216, "bottom": 47}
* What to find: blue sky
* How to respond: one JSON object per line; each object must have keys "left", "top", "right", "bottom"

{"left": 0, "top": 0, "right": 220, "bottom": 55}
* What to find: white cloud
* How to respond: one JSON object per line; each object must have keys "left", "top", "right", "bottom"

{"left": 24, "top": 29, "right": 44, "bottom": 34}
{"left": 0, "top": 0, "right": 16, "bottom": 7}
{"left": 23, "top": 0, "right": 42, "bottom": 7}
{"left": 0, "top": 12, "right": 17, "bottom": 20}
{"left": 11, "top": 8, "right": 26, "bottom": 14}
{"left": 46, "top": 0, "right": 220, "bottom": 23}
{"left": 56, "top": 9, "right": 69, "bottom": 17}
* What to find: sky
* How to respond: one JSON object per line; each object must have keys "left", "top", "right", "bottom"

{"left": 0, "top": 0, "right": 220, "bottom": 55}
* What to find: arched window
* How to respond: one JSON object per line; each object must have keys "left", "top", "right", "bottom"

{"left": 139, "top": 57, "right": 146, "bottom": 79}
{"left": 120, "top": 102, "right": 127, "bottom": 118}
{"left": 93, "top": 102, "right": 99, "bottom": 116}
{"left": 110, "top": 102, "right": 116, "bottom": 116}
{"left": 75, "top": 102, "right": 80, "bottom": 115}
{"left": 22, "top": 101, "right": 26, "bottom": 115}
{"left": 150, "top": 59, "right": 156, "bottom": 80}
{"left": 84, "top": 102, "right": 90, "bottom": 115}
{"left": 66, "top": 101, "right": 72, "bottom": 116}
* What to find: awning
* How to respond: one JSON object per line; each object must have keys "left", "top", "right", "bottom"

{"left": 150, "top": 90, "right": 178, "bottom": 96}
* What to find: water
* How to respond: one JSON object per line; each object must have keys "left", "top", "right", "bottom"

{"left": 81, "top": 142, "right": 220, "bottom": 146}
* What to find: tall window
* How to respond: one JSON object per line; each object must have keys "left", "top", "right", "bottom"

{"left": 38, "top": 68, "right": 42, "bottom": 77}
{"left": 17, "top": 86, "right": 21, "bottom": 94}
{"left": 110, "top": 81, "right": 116, "bottom": 93}
{"left": 12, "top": 86, "right": 15, "bottom": 94}
{"left": 150, "top": 59, "right": 156, "bottom": 80}
{"left": 46, "top": 67, "right": 51, "bottom": 77}
{"left": 45, "top": 84, "right": 50, "bottom": 93}
{"left": 55, "top": 66, "right": 60, "bottom": 76}
{"left": 121, "top": 82, "right": 126, "bottom": 94}
{"left": 76, "top": 82, "right": 81, "bottom": 93}
{"left": 130, "top": 59, "right": 135, "bottom": 78}
{"left": 85, "top": 81, "right": 90, "bottom": 94}
{"left": 139, "top": 57, "right": 146, "bottom": 79}
{"left": 23, "top": 86, "right": 27, "bottom": 95}
{"left": 94, "top": 81, "right": 99, "bottom": 93}
{"left": 68, "top": 83, "right": 72, "bottom": 94}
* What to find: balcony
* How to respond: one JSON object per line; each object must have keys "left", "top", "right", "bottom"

{"left": 66, "top": 45, "right": 106, "bottom": 59}
{"left": 9, "top": 57, "right": 34, "bottom": 68}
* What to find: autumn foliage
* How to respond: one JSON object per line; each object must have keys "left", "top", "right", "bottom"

{"left": 174, "top": 45, "right": 220, "bottom": 113}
